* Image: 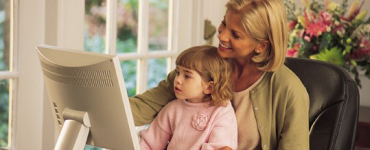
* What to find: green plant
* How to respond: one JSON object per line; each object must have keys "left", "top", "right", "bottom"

{"left": 284, "top": 0, "right": 370, "bottom": 87}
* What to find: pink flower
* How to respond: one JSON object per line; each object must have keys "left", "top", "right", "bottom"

{"left": 304, "top": 11, "right": 327, "bottom": 38}
{"left": 351, "top": 50, "right": 370, "bottom": 59}
{"left": 350, "top": 38, "right": 370, "bottom": 59}
{"left": 288, "top": 20, "right": 297, "bottom": 30}
{"left": 332, "top": 24, "right": 345, "bottom": 34}
{"left": 313, "top": 45, "right": 318, "bottom": 51}
{"left": 287, "top": 48, "right": 299, "bottom": 57}
{"left": 340, "top": 15, "right": 349, "bottom": 21}
{"left": 299, "top": 30, "right": 305, "bottom": 38}
{"left": 319, "top": 11, "right": 332, "bottom": 26}
{"left": 304, "top": 35, "right": 311, "bottom": 42}
{"left": 305, "top": 21, "right": 326, "bottom": 37}
{"left": 359, "top": 37, "right": 370, "bottom": 50}
{"left": 286, "top": 43, "right": 301, "bottom": 57}
{"left": 192, "top": 112, "right": 208, "bottom": 130}
{"left": 294, "top": 43, "right": 302, "bottom": 48}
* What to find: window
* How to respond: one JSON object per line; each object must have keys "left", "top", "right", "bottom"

{"left": 84, "top": 0, "right": 176, "bottom": 98}
{"left": 0, "top": 0, "right": 15, "bottom": 148}
{"left": 84, "top": 0, "right": 174, "bottom": 149}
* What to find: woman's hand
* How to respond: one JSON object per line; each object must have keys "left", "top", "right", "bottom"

{"left": 214, "top": 146, "right": 232, "bottom": 150}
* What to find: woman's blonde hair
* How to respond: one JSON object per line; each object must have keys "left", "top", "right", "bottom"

{"left": 226, "top": 0, "right": 288, "bottom": 71}
{"left": 176, "top": 45, "right": 233, "bottom": 106}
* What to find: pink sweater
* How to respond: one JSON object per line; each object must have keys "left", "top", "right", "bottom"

{"left": 140, "top": 99, "right": 238, "bottom": 150}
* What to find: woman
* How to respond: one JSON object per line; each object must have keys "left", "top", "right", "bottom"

{"left": 129, "top": 0, "right": 309, "bottom": 149}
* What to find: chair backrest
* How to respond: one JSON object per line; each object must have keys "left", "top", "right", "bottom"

{"left": 285, "top": 58, "right": 360, "bottom": 150}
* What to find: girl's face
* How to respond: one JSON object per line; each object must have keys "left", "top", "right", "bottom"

{"left": 174, "top": 66, "right": 211, "bottom": 103}
{"left": 217, "top": 10, "right": 259, "bottom": 62}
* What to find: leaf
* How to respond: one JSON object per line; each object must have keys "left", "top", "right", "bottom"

{"left": 350, "top": 59, "right": 357, "bottom": 67}
{"left": 318, "top": 33, "right": 332, "bottom": 51}
{"left": 310, "top": 47, "right": 346, "bottom": 66}
{"left": 299, "top": 41, "right": 314, "bottom": 58}
{"left": 342, "top": 45, "right": 353, "bottom": 55}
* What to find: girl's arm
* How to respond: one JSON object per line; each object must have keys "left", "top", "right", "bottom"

{"left": 139, "top": 117, "right": 171, "bottom": 150}
{"left": 129, "top": 70, "right": 177, "bottom": 126}
{"left": 139, "top": 105, "right": 172, "bottom": 150}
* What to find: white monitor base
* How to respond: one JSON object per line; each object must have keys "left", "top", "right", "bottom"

{"left": 54, "top": 109, "right": 91, "bottom": 150}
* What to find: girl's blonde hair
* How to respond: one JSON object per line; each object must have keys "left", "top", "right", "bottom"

{"left": 176, "top": 45, "right": 233, "bottom": 106}
{"left": 226, "top": 0, "right": 288, "bottom": 71}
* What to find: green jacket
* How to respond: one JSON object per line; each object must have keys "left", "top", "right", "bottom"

{"left": 129, "top": 65, "right": 309, "bottom": 150}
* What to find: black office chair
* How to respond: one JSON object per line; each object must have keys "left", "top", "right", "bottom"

{"left": 285, "top": 58, "right": 360, "bottom": 150}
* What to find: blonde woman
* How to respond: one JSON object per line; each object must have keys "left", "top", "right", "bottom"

{"left": 130, "top": 0, "right": 309, "bottom": 149}
{"left": 139, "top": 46, "right": 237, "bottom": 150}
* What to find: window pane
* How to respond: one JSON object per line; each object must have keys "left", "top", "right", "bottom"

{"left": 148, "top": 0, "right": 169, "bottom": 51}
{"left": 0, "top": 79, "right": 9, "bottom": 148}
{"left": 84, "top": 0, "right": 107, "bottom": 53}
{"left": 0, "top": 0, "right": 10, "bottom": 71}
{"left": 116, "top": 0, "right": 138, "bottom": 53}
{"left": 121, "top": 60, "right": 137, "bottom": 96}
{"left": 147, "top": 58, "right": 167, "bottom": 89}
{"left": 85, "top": 145, "right": 102, "bottom": 150}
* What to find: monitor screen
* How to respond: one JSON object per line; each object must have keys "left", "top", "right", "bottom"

{"left": 36, "top": 44, "right": 140, "bottom": 150}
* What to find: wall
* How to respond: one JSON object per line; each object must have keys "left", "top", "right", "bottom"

{"left": 15, "top": 0, "right": 45, "bottom": 149}
{"left": 42, "top": 0, "right": 58, "bottom": 149}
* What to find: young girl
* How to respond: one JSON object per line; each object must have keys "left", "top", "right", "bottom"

{"left": 139, "top": 45, "right": 238, "bottom": 150}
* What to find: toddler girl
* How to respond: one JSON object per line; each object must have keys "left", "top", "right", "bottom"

{"left": 140, "top": 45, "right": 237, "bottom": 150}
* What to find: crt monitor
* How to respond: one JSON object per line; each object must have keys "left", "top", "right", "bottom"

{"left": 36, "top": 44, "right": 140, "bottom": 150}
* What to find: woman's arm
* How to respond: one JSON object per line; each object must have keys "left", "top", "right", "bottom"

{"left": 129, "top": 70, "right": 177, "bottom": 126}
{"left": 277, "top": 87, "right": 310, "bottom": 150}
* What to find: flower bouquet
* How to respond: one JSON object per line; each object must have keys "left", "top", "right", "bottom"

{"left": 284, "top": 0, "right": 370, "bottom": 87}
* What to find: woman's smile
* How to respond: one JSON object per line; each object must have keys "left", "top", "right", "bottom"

{"left": 218, "top": 43, "right": 231, "bottom": 52}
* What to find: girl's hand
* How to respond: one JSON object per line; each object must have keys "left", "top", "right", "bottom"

{"left": 214, "top": 146, "right": 232, "bottom": 150}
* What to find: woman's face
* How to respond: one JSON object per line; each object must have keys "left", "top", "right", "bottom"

{"left": 217, "top": 10, "right": 259, "bottom": 61}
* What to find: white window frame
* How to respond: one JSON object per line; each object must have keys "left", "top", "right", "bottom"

{"left": 58, "top": 0, "right": 180, "bottom": 94}
{"left": 0, "top": 0, "right": 18, "bottom": 149}
{"left": 104, "top": 0, "right": 178, "bottom": 93}
{"left": 13, "top": 0, "right": 46, "bottom": 149}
